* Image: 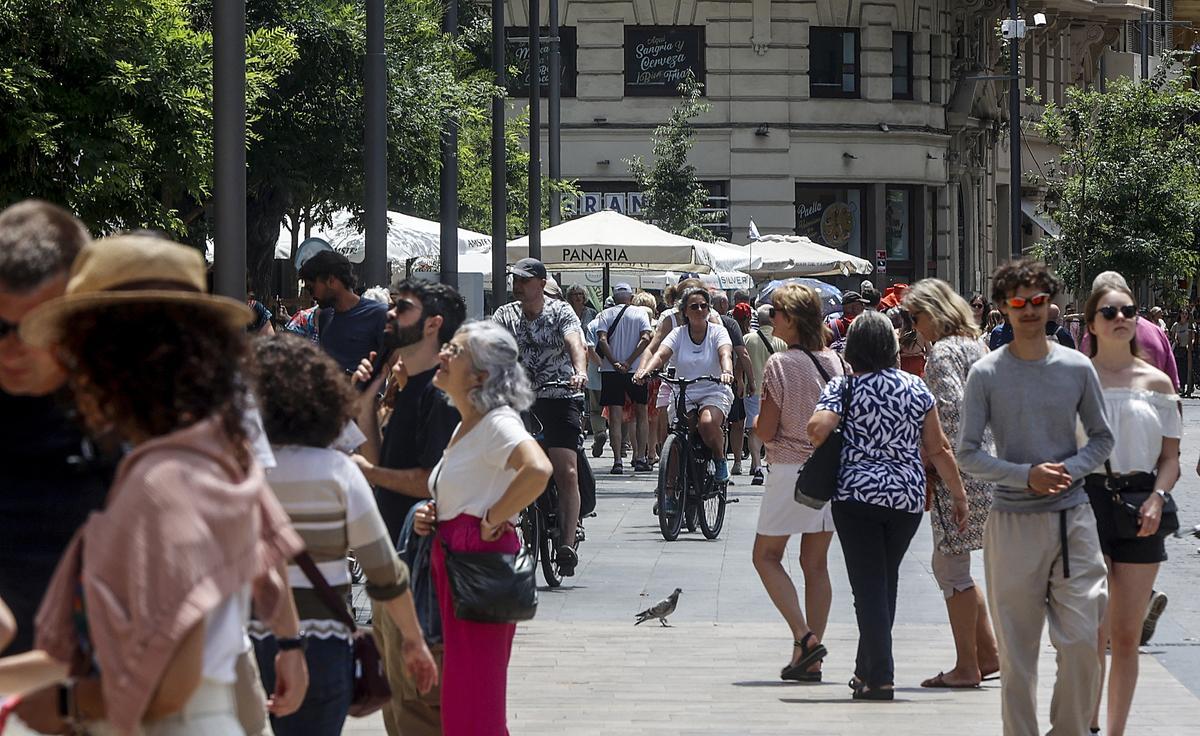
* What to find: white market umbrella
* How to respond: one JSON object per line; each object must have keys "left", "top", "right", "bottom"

{"left": 325, "top": 210, "right": 491, "bottom": 264}
{"left": 732, "top": 234, "right": 872, "bottom": 278}
{"left": 556, "top": 269, "right": 752, "bottom": 292}
{"left": 507, "top": 210, "right": 715, "bottom": 272}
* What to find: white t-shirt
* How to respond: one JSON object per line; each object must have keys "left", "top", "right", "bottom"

{"left": 596, "top": 303, "right": 653, "bottom": 371}
{"left": 662, "top": 322, "right": 732, "bottom": 381}
{"left": 430, "top": 406, "right": 533, "bottom": 523}
{"left": 202, "top": 586, "right": 251, "bottom": 683}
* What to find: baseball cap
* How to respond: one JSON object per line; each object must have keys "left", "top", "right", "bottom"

{"left": 677, "top": 272, "right": 701, "bottom": 283}
{"left": 613, "top": 282, "right": 633, "bottom": 295}
{"left": 507, "top": 257, "right": 547, "bottom": 280}
{"left": 732, "top": 302, "right": 753, "bottom": 320}
{"left": 841, "top": 290, "right": 870, "bottom": 306}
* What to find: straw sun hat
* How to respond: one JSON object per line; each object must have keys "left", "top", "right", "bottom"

{"left": 20, "top": 234, "right": 253, "bottom": 347}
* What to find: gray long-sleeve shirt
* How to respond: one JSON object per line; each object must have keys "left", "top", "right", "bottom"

{"left": 957, "top": 344, "right": 1114, "bottom": 513}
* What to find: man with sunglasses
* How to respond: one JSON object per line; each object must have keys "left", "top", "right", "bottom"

{"left": 351, "top": 278, "right": 465, "bottom": 736}
{"left": 958, "top": 259, "right": 1113, "bottom": 736}
{"left": 493, "top": 258, "right": 589, "bottom": 576}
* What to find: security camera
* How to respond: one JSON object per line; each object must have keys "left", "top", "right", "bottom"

{"left": 1033, "top": 13, "right": 1047, "bottom": 27}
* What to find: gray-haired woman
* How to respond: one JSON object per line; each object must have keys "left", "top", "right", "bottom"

{"left": 807, "top": 311, "right": 969, "bottom": 700}
{"left": 412, "top": 321, "right": 553, "bottom": 735}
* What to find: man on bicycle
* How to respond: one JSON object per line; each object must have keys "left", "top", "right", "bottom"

{"left": 494, "top": 258, "right": 589, "bottom": 576}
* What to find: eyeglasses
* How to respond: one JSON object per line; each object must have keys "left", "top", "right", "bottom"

{"left": 687, "top": 302, "right": 710, "bottom": 312}
{"left": 1098, "top": 305, "right": 1137, "bottom": 321}
{"left": 970, "top": 302, "right": 984, "bottom": 310}
{"left": 1005, "top": 293, "right": 1051, "bottom": 310}
{"left": 766, "top": 306, "right": 777, "bottom": 318}
{"left": 391, "top": 299, "right": 419, "bottom": 315}
{"left": 0, "top": 316, "right": 16, "bottom": 340}
{"left": 440, "top": 342, "right": 465, "bottom": 358}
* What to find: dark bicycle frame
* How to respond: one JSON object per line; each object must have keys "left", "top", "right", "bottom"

{"left": 655, "top": 373, "right": 729, "bottom": 540}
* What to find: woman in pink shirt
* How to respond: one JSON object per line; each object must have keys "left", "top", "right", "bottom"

{"left": 754, "top": 283, "right": 843, "bottom": 682}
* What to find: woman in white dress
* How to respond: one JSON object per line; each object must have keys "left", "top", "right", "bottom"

{"left": 752, "top": 283, "right": 841, "bottom": 682}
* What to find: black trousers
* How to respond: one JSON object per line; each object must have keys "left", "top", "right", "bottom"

{"left": 832, "top": 499, "right": 923, "bottom": 688}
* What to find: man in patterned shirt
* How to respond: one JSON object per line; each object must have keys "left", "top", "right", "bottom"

{"left": 494, "top": 258, "right": 588, "bottom": 575}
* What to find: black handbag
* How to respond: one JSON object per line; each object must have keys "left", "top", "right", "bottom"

{"left": 432, "top": 466, "right": 539, "bottom": 624}
{"left": 294, "top": 552, "right": 392, "bottom": 717}
{"left": 795, "top": 355, "right": 852, "bottom": 510}
{"left": 1102, "top": 461, "right": 1180, "bottom": 540}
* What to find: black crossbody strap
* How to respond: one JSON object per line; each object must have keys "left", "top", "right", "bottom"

{"left": 606, "top": 303, "right": 631, "bottom": 337}
{"left": 294, "top": 552, "right": 358, "bottom": 632}
{"left": 756, "top": 329, "right": 776, "bottom": 356}
{"left": 800, "top": 349, "right": 833, "bottom": 384}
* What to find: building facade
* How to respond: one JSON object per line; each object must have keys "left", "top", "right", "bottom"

{"left": 507, "top": 0, "right": 1154, "bottom": 293}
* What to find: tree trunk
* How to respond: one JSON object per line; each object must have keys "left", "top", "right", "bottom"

{"left": 246, "top": 184, "right": 291, "bottom": 299}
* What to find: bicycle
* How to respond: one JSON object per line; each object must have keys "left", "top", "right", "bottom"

{"left": 653, "top": 373, "right": 731, "bottom": 541}
{"left": 517, "top": 380, "right": 592, "bottom": 587}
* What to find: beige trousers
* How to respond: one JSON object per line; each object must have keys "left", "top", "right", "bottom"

{"left": 85, "top": 680, "right": 244, "bottom": 736}
{"left": 984, "top": 505, "right": 1108, "bottom": 736}
{"left": 371, "top": 600, "right": 443, "bottom": 736}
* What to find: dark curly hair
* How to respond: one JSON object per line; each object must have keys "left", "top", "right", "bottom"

{"left": 253, "top": 334, "right": 354, "bottom": 448}
{"left": 990, "top": 259, "right": 1061, "bottom": 306}
{"left": 391, "top": 278, "right": 467, "bottom": 345}
{"left": 59, "top": 303, "right": 253, "bottom": 471}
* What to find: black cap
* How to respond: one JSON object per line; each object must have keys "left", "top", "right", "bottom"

{"left": 841, "top": 290, "right": 869, "bottom": 306}
{"left": 507, "top": 257, "right": 547, "bottom": 280}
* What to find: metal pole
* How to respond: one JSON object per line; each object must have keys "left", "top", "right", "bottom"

{"left": 528, "top": 0, "right": 542, "bottom": 258}
{"left": 548, "top": 0, "right": 561, "bottom": 226}
{"left": 1141, "top": 12, "right": 1150, "bottom": 81}
{"left": 1009, "top": 0, "right": 1022, "bottom": 259}
{"left": 364, "top": 0, "right": 388, "bottom": 289}
{"left": 491, "top": 0, "right": 508, "bottom": 301}
{"left": 440, "top": 0, "right": 460, "bottom": 288}
{"left": 213, "top": 0, "right": 246, "bottom": 300}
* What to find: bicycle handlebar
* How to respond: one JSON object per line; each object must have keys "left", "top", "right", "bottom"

{"left": 653, "top": 373, "right": 725, "bottom": 386}
{"left": 536, "top": 380, "right": 577, "bottom": 391}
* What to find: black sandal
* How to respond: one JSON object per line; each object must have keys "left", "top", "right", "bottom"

{"left": 780, "top": 632, "right": 827, "bottom": 681}
{"left": 852, "top": 682, "right": 895, "bottom": 701}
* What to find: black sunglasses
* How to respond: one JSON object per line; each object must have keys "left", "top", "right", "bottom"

{"left": 687, "top": 302, "right": 710, "bottom": 312}
{"left": 0, "top": 316, "right": 16, "bottom": 340}
{"left": 1098, "top": 305, "right": 1137, "bottom": 321}
{"left": 766, "top": 306, "right": 776, "bottom": 318}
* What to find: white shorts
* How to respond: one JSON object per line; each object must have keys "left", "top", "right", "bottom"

{"left": 681, "top": 383, "right": 734, "bottom": 419}
{"left": 742, "top": 395, "right": 762, "bottom": 425}
{"left": 656, "top": 380, "right": 674, "bottom": 408}
{"left": 756, "top": 463, "right": 836, "bottom": 536}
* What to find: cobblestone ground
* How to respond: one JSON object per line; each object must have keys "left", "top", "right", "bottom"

{"left": 349, "top": 402, "right": 1200, "bottom": 735}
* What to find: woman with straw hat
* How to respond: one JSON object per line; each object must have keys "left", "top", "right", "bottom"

{"left": 18, "top": 235, "right": 307, "bottom": 735}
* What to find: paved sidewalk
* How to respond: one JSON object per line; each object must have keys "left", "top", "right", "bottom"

{"left": 346, "top": 451, "right": 1200, "bottom": 734}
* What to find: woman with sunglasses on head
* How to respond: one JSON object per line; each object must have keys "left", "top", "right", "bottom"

{"left": 903, "top": 280, "right": 999, "bottom": 689}
{"left": 752, "top": 284, "right": 840, "bottom": 683}
{"left": 634, "top": 287, "right": 736, "bottom": 481}
{"left": 1082, "top": 284, "right": 1180, "bottom": 736}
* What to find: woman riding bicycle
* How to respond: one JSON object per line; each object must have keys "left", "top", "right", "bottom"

{"left": 634, "top": 287, "right": 735, "bottom": 481}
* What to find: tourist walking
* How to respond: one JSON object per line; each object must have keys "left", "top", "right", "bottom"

{"left": 596, "top": 283, "right": 653, "bottom": 473}
{"left": 413, "top": 321, "right": 553, "bottom": 736}
{"left": 808, "top": 310, "right": 969, "bottom": 701}
{"left": 958, "top": 259, "right": 1113, "bottom": 736}
{"left": 902, "top": 279, "right": 999, "bottom": 689}
{"left": 1082, "top": 283, "right": 1180, "bottom": 736}
{"left": 744, "top": 303, "right": 787, "bottom": 485}
{"left": 634, "top": 287, "right": 736, "bottom": 481}
{"left": 251, "top": 335, "right": 437, "bottom": 736}
{"left": 493, "top": 258, "right": 588, "bottom": 576}
{"left": 753, "top": 284, "right": 839, "bottom": 682}
{"left": 19, "top": 235, "right": 308, "bottom": 734}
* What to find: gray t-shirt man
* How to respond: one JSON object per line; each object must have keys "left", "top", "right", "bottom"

{"left": 957, "top": 343, "right": 1113, "bottom": 512}
{"left": 596, "top": 303, "right": 652, "bottom": 372}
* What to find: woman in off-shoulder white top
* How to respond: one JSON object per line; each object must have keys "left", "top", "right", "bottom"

{"left": 1083, "top": 284, "right": 1181, "bottom": 736}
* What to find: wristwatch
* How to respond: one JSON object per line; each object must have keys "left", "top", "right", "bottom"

{"left": 277, "top": 634, "right": 308, "bottom": 652}
{"left": 1154, "top": 489, "right": 1169, "bottom": 500}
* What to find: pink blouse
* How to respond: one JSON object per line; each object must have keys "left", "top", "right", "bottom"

{"left": 761, "top": 348, "right": 845, "bottom": 465}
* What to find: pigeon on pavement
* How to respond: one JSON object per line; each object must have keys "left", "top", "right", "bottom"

{"left": 635, "top": 588, "right": 682, "bottom": 627}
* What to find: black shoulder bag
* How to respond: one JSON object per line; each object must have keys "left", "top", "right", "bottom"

{"left": 1102, "top": 461, "right": 1180, "bottom": 540}
{"left": 294, "top": 552, "right": 392, "bottom": 716}
{"left": 432, "top": 466, "right": 538, "bottom": 624}
{"left": 794, "top": 351, "right": 852, "bottom": 510}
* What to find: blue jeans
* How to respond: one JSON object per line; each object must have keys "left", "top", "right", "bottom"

{"left": 253, "top": 633, "right": 353, "bottom": 736}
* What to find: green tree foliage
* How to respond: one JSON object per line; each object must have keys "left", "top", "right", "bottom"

{"left": 1033, "top": 56, "right": 1200, "bottom": 295}
{"left": 625, "top": 71, "right": 715, "bottom": 242}
{"left": 0, "top": 0, "right": 295, "bottom": 235}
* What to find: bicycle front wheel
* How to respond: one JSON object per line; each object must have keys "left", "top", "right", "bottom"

{"left": 657, "top": 434, "right": 686, "bottom": 541}
{"left": 698, "top": 473, "right": 727, "bottom": 539}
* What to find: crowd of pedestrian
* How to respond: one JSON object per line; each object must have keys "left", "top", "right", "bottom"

{"left": 0, "top": 194, "right": 1190, "bottom": 736}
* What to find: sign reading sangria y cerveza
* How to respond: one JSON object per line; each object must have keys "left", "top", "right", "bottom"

{"left": 624, "top": 26, "right": 706, "bottom": 96}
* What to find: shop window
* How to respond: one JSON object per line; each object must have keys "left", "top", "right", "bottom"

{"left": 795, "top": 185, "right": 865, "bottom": 253}
{"left": 892, "top": 32, "right": 913, "bottom": 100}
{"left": 885, "top": 187, "right": 913, "bottom": 260}
{"left": 810, "top": 28, "right": 860, "bottom": 98}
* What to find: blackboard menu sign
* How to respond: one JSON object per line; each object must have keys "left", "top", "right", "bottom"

{"left": 505, "top": 26, "right": 577, "bottom": 98}
{"left": 624, "top": 26, "right": 706, "bottom": 96}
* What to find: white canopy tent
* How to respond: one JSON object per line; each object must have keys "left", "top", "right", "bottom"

{"left": 728, "top": 234, "right": 872, "bottom": 278}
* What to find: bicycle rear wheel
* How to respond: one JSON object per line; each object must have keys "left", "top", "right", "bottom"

{"left": 657, "top": 434, "right": 686, "bottom": 541}
{"left": 698, "top": 474, "right": 727, "bottom": 539}
{"left": 518, "top": 506, "right": 540, "bottom": 573}
{"left": 538, "top": 489, "right": 563, "bottom": 588}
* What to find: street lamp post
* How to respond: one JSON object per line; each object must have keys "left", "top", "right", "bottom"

{"left": 364, "top": 0, "right": 388, "bottom": 289}
{"left": 440, "top": 0, "right": 460, "bottom": 288}
{"left": 491, "top": 0, "right": 507, "bottom": 300}
{"left": 1008, "top": 0, "right": 1021, "bottom": 259}
{"left": 548, "top": 0, "right": 561, "bottom": 226}
{"left": 213, "top": 0, "right": 246, "bottom": 300}
{"left": 527, "top": 0, "right": 541, "bottom": 258}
